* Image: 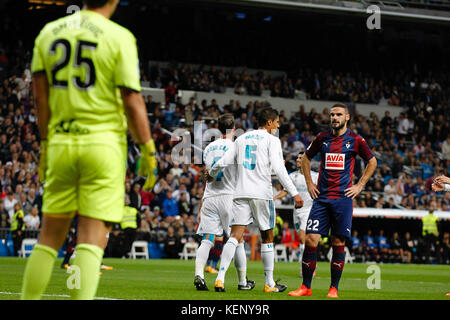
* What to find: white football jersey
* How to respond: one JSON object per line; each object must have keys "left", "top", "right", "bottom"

{"left": 203, "top": 138, "right": 236, "bottom": 199}
{"left": 289, "top": 170, "right": 319, "bottom": 208}
{"left": 210, "top": 129, "right": 298, "bottom": 200}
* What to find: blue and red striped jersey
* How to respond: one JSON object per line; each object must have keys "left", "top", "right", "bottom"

{"left": 305, "top": 129, "right": 374, "bottom": 199}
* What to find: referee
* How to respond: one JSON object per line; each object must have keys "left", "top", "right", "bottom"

{"left": 21, "top": 0, "right": 157, "bottom": 300}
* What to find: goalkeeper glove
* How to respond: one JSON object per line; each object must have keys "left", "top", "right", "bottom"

{"left": 139, "top": 139, "right": 158, "bottom": 190}
{"left": 39, "top": 140, "right": 48, "bottom": 183}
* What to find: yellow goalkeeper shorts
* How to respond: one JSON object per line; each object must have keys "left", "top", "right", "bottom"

{"left": 42, "top": 132, "right": 127, "bottom": 223}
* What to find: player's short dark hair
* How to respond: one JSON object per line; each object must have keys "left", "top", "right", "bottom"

{"left": 330, "top": 103, "right": 349, "bottom": 114}
{"left": 257, "top": 107, "right": 279, "bottom": 127}
{"left": 83, "top": 0, "right": 110, "bottom": 8}
{"left": 218, "top": 114, "right": 235, "bottom": 134}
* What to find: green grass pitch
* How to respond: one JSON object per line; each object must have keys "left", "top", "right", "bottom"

{"left": 0, "top": 257, "right": 449, "bottom": 300}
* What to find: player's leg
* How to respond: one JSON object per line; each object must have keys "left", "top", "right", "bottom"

{"left": 21, "top": 213, "right": 74, "bottom": 299}
{"left": 196, "top": 233, "right": 215, "bottom": 278}
{"left": 250, "top": 199, "right": 285, "bottom": 292}
{"left": 194, "top": 197, "right": 219, "bottom": 289}
{"left": 209, "top": 235, "right": 224, "bottom": 272}
{"left": 194, "top": 233, "right": 215, "bottom": 290}
{"left": 215, "top": 199, "right": 252, "bottom": 291}
{"left": 234, "top": 237, "right": 254, "bottom": 290}
{"left": 71, "top": 137, "right": 126, "bottom": 300}
{"left": 297, "top": 229, "right": 306, "bottom": 275}
{"left": 218, "top": 195, "right": 253, "bottom": 290}
{"left": 22, "top": 140, "right": 78, "bottom": 300}
{"left": 215, "top": 224, "right": 246, "bottom": 291}
{"left": 294, "top": 208, "right": 308, "bottom": 276}
{"left": 259, "top": 228, "right": 284, "bottom": 292}
{"left": 329, "top": 235, "right": 346, "bottom": 297}
{"left": 70, "top": 216, "right": 112, "bottom": 300}
{"left": 327, "top": 197, "right": 353, "bottom": 298}
{"left": 289, "top": 199, "right": 329, "bottom": 296}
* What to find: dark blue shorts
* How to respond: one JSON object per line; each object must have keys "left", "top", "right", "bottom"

{"left": 306, "top": 197, "right": 353, "bottom": 239}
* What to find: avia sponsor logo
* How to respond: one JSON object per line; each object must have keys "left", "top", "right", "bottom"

{"left": 325, "top": 153, "right": 345, "bottom": 170}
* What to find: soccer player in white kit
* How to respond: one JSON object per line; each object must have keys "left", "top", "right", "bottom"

{"left": 208, "top": 108, "right": 304, "bottom": 293}
{"left": 194, "top": 114, "right": 255, "bottom": 291}
{"left": 274, "top": 152, "right": 319, "bottom": 276}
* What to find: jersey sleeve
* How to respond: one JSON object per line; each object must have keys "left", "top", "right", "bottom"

{"left": 209, "top": 143, "right": 236, "bottom": 178}
{"left": 269, "top": 137, "right": 298, "bottom": 197}
{"left": 355, "top": 136, "right": 374, "bottom": 161}
{"left": 114, "top": 30, "right": 141, "bottom": 92}
{"left": 305, "top": 133, "right": 323, "bottom": 160}
{"left": 31, "top": 30, "right": 46, "bottom": 74}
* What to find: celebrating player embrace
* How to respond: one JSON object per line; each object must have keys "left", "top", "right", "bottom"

{"left": 194, "top": 114, "right": 255, "bottom": 292}
{"left": 288, "top": 103, "right": 377, "bottom": 298}
{"left": 208, "top": 107, "right": 303, "bottom": 293}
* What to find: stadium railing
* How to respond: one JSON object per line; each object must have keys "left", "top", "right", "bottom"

{"left": 275, "top": 205, "right": 450, "bottom": 220}
{"left": 140, "top": 86, "right": 407, "bottom": 119}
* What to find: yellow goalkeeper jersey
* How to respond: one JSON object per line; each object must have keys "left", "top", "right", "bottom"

{"left": 31, "top": 9, "right": 141, "bottom": 137}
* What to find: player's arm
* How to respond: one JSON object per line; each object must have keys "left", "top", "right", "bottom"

{"left": 32, "top": 72, "right": 50, "bottom": 183}
{"left": 209, "top": 144, "right": 236, "bottom": 178}
{"left": 273, "top": 190, "right": 288, "bottom": 201}
{"left": 432, "top": 180, "right": 450, "bottom": 192}
{"left": 345, "top": 139, "right": 378, "bottom": 199}
{"left": 122, "top": 88, "right": 151, "bottom": 144}
{"left": 270, "top": 138, "right": 303, "bottom": 208}
{"left": 434, "top": 175, "right": 450, "bottom": 185}
{"left": 117, "top": 30, "right": 157, "bottom": 190}
{"left": 302, "top": 153, "right": 320, "bottom": 199}
{"left": 196, "top": 198, "right": 203, "bottom": 225}
{"left": 122, "top": 88, "right": 158, "bottom": 191}
{"left": 303, "top": 135, "right": 322, "bottom": 199}
{"left": 33, "top": 73, "right": 50, "bottom": 140}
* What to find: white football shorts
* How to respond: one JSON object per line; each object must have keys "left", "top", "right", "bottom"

{"left": 230, "top": 198, "right": 276, "bottom": 232}
{"left": 293, "top": 205, "right": 312, "bottom": 232}
{"left": 197, "top": 194, "right": 233, "bottom": 237}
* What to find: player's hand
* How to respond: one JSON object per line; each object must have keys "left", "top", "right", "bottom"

{"left": 38, "top": 140, "right": 48, "bottom": 183}
{"left": 139, "top": 139, "right": 158, "bottom": 190}
{"left": 293, "top": 194, "right": 304, "bottom": 208}
{"left": 434, "top": 175, "right": 450, "bottom": 185}
{"left": 201, "top": 167, "right": 214, "bottom": 183}
{"left": 307, "top": 182, "right": 320, "bottom": 199}
{"left": 432, "top": 182, "right": 445, "bottom": 192}
{"left": 345, "top": 183, "right": 364, "bottom": 199}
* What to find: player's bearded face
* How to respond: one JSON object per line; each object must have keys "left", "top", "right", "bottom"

{"left": 330, "top": 109, "right": 347, "bottom": 131}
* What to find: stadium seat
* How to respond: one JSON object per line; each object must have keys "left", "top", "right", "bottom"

{"left": 130, "top": 241, "right": 149, "bottom": 260}
{"left": 289, "top": 249, "right": 301, "bottom": 262}
{"left": 178, "top": 242, "right": 198, "bottom": 260}
{"left": 326, "top": 246, "right": 355, "bottom": 264}
{"left": 274, "top": 244, "right": 288, "bottom": 262}
{"left": 19, "top": 238, "right": 37, "bottom": 258}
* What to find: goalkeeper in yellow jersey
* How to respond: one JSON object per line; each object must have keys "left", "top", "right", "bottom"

{"left": 21, "top": 0, "right": 157, "bottom": 300}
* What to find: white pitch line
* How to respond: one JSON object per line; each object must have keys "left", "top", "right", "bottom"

{"left": 0, "top": 291, "right": 122, "bottom": 300}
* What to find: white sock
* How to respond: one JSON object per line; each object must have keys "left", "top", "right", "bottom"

{"left": 234, "top": 242, "right": 247, "bottom": 286}
{"left": 261, "top": 243, "right": 275, "bottom": 287}
{"left": 195, "top": 239, "right": 213, "bottom": 278}
{"left": 216, "top": 237, "right": 238, "bottom": 283}
{"left": 299, "top": 243, "right": 305, "bottom": 263}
